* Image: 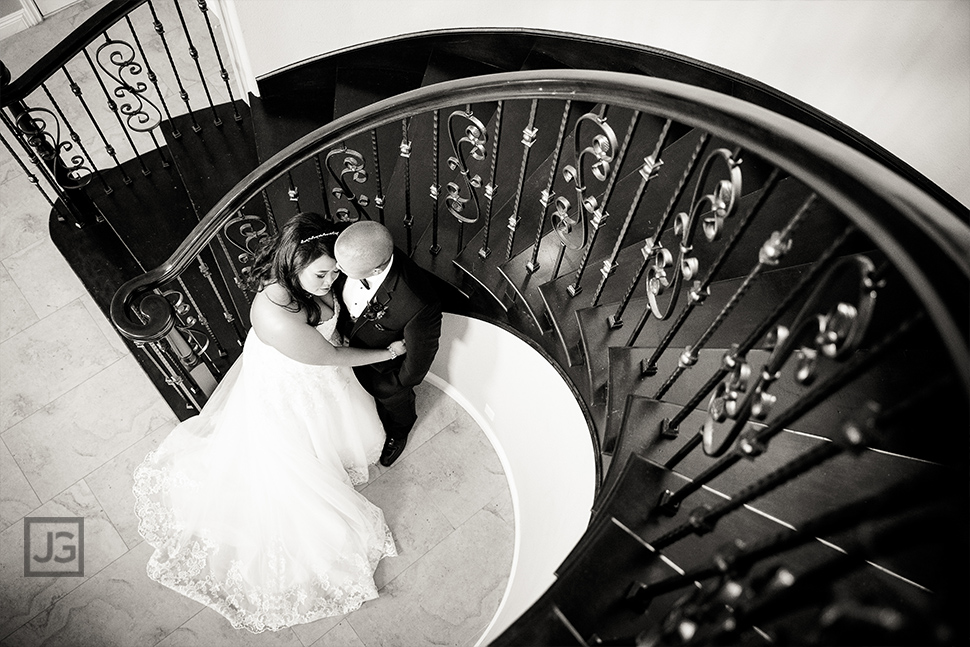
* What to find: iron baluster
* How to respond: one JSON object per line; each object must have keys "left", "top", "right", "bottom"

{"left": 700, "top": 254, "right": 881, "bottom": 458}
{"left": 83, "top": 43, "right": 151, "bottom": 177}
{"left": 504, "top": 99, "right": 538, "bottom": 260}
{"left": 644, "top": 170, "right": 785, "bottom": 382}
{"left": 286, "top": 170, "right": 300, "bottom": 213}
{"left": 566, "top": 110, "right": 640, "bottom": 297}
{"left": 550, "top": 241, "right": 567, "bottom": 281}
{"left": 172, "top": 0, "right": 221, "bottom": 126}
{"left": 197, "top": 255, "right": 244, "bottom": 346}
{"left": 139, "top": 340, "right": 195, "bottom": 411}
{"left": 167, "top": 281, "right": 226, "bottom": 370}
{"left": 0, "top": 128, "right": 70, "bottom": 222}
{"left": 526, "top": 100, "right": 571, "bottom": 273}
{"left": 95, "top": 28, "right": 170, "bottom": 168}
{"left": 0, "top": 108, "right": 90, "bottom": 226}
{"left": 609, "top": 133, "right": 710, "bottom": 333}
{"left": 223, "top": 209, "right": 270, "bottom": 289}
{"left": 478, "top": 100, "right": 503, "bottom": 259}
{"left": 430, "top": 109, "right": 441, "bottom": 254}
{"left": 326, "top": 144, "right": 370, "bottom": 222}
{"left": 591, "top": 118, "right": 671, "bottom": 306}
{"left": 40, "top": 82, "right": 110, "bottom": 192}
{"left": 124, "top": 14, "right": 179, "bottom": 140}
{"left": 62, "top": 66, "right": 127, "bottom": 186}
{"left": 656, "top": 311, "right": 921, "bottom": 516}
{"left": 661, "top": 224, "right": 857, "bottom": 448}
{"left": 401, "top": 118, "right": 413, "bottom": 254}
{"left": 311, "top": 154, "right": 332, "bottom": 220}
{"left": 195, "top": 0, "right": 241, "bottom": 121}
{"left": 371, "top": 129, "right": 385, "bottom": 225}
{"left": 151, "top": 338, "right": 203, "bottom": 411}
{"left": 147, "top": 0, "right": 199, "bottom": 133}
{"left": 552, "top": 108, "right": 619, "bottom": 257}
{"left": 260, "top": 188, "right": 278, "bottom": 234}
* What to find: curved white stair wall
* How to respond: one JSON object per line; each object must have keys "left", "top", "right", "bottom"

{"left": 426, "top": 314, "right": 597, "bottom": 645}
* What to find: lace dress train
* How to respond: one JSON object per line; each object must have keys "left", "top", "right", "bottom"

{"left": 133, "top": 305, "right": 396, "bottom": 633}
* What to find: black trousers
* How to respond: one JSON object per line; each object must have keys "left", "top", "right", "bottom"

{"left": 373, "top": 387, "right": 417, "bottom": 440}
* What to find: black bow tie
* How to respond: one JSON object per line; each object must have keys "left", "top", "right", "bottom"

{"left": 360, "top": 278, "right": 370, "bottom": 290}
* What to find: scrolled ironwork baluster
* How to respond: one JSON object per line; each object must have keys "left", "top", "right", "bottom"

{"left": 609, "top": 133, "right": 711, "bottom": 333}
{"left": 643, "top": 147, "right": 743, "bottom": 322}
{"left": 660, "top": 224, "right": 857, "bottom": 447}
{"left": 124, "top": 14, "right": 178, "bottom": 141}
{"left": 504, "top": 99, "right": 538, "bottom": 260}
{"left": 326, "top": 144, "right": 370, "bottom": 222}
{"left": 700, "top": 254, "right": 881, "bottom": 458}
{"left": 195, "top": 0, "right": 241, "bottom": 122}
{"left": 658, "top": 310, "right": 922, "bottom": 515}
{"left": 223, "top": 209, "right": 270, "bottom": 285}
{"left": 148, "top": 0, "right": 199, "bottom": 133}
{"left": 138, "top": 339, "right": 196, "bottom": 411}
{"left": 165, "top": 283, "right": 225, "bottom": 372}
{"left": 401, "top": 118, "right": 413, "bottom": 254}
{"left": 172, "top": 0, "right": 221, "bottom": 126}
{"left": 552, "top": 109, "right": 619, "bottom": 254}
{"left": 40, "top": 82, "right": 110, "bottom": 191}
{"left": 0, "top": 129, "right": 70, "bottom": 222}
{"left": 445, "top": 105, "right": 488, "bottom": 225}
{"left": 591, "top": 118, "right": 672, "bottom": 306}
{"left": 371, "top": 129, "right": 385, "bottom": 225}
{"left": 62, "top": 66, "right": 126, "bottom": 186}
{"left": 643, "top": 170, "right": 785, "bottom": 382}
{"left": 94, "top": 30, "right": 170, "bottom": 167}
{"left": 7, "top": 99, "right": 92, "bottom": 189}
{"left": 526, "top": 100, "right": 571, "bottom": 273}
{"left": 0, "top": 104, "right": 92, "bottom": 226}
{"left": 566, "top": 110, "right": 639, "bottom": 297}
{"left": 83, "top": 43, "right": 151, "bottom": 177}
{"left": 429, "top": 109, "right": 441, "bottom": 254}
{"left": 477, "top": 100, "right": 503, "bottom": 259}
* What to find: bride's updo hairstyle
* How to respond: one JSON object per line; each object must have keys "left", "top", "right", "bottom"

{"left": 245, "top": 212, "right": 348, "bottom": 325}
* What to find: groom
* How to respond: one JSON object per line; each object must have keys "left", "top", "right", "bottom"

{"left": 334, "top": 221, "right": 443, "bottom": 467}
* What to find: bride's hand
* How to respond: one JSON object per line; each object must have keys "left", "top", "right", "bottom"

{"left": 389, "top": 340, "right": 406, "bottom": 357}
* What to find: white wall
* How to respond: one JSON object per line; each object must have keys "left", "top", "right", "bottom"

{"left": 427, "top": 314, "right": 596, "bottom": 644}
{"left": 220, "top": 0, "right": 970, "bottom": 209}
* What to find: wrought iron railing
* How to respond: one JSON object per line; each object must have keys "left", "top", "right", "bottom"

{"left": 102, "top": 69, "right": 967, "bottom": 643}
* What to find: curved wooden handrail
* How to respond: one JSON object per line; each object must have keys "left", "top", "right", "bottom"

{"left": 110, "top": 69, "right": 970, "bottom": 388}
{"left": 259, "top": 28, "right": 968, "bottom": 218}
{"left": 0, "top": 0, "right": 147, "bottom": 107}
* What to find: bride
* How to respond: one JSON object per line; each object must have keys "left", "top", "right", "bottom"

{"left": 133, "top": 212, "right": 401, "bottom": 633}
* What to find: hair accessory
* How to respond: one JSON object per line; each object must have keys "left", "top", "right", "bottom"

{"left": 300, "top": 231, "right": 338, "bottom": 244}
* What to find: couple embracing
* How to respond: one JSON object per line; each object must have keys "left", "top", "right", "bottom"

{"left": 133, "top": 213, "right": 442, "bottom": 633}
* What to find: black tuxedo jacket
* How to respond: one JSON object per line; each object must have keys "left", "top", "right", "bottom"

{"left": 335, "top": 248, "right": 442, "bottom": 399}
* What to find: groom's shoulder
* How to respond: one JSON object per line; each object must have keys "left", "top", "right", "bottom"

{"left": 394, "top": 250, "right": 442, "bottom": 306}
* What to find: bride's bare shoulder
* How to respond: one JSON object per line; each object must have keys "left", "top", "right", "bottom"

{"left": 251, "top": 284, "right": 303, "bottom": 336}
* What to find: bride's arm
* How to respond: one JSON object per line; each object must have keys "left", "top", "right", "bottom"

{"left": 252, "top": 299, "right": 404, "bottom": 367}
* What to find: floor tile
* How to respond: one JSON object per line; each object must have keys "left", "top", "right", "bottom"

{"left": 0, "top": 300, "right": 127, "bottom": 432}
{"left": 78, "top": 292, "right": 131, "bottom": 358}
{"left": 0, "top": 175, "right": 50, "bottom": 263}
{"left": 2, "top": 237, "right": 87, "bottom": 319}
{"left": 155, "top": 607, "right": 305, "bottom": 647}
{"left": 2, "top": 540, "right": 202, "bottom": 647}
{"left": 358, "top": 451, "right": 456, "bottom": 588}
{"left": 2, "top": 354, "right": 176, "bottom": 501}
{"left": 85, "top": 421, "right": 176, "bottom": 549}
{"left": 0, "top": 479, "right": 129, "bottom": 639}
{"left": 347, "top": 507, "right": 513, "bottom": 647}
{"left": 411, "top": 412, "right": 509, "bottom": 529}
{"left": 308, "top": 619, "right": 365, "bottom": 647}
{"left": 484, "top": 487, "right": 515, "bottom": 529}
{"left": 288, "top": 614, "right": 344, "bottom": 647}
{"left": 0, "top": 263, "right": 38, "bottom": 342}
{"left": 0, "top": 438, "right": 40, "bottom": 532}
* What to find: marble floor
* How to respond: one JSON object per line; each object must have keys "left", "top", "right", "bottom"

{"left": 0, "top": 3, "right": 514, "bottom": 646}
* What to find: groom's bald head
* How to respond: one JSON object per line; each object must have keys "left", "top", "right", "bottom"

{"left": 334, "top": 221, "right": 394, "bottom": 280}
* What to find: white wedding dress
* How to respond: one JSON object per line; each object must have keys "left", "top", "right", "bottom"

{"left": 133, "top": 301, "right": 396, "bottom": 633}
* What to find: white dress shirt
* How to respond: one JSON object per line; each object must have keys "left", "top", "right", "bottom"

{"left": 343, "top": 255, "right": 394, "bottom": 319}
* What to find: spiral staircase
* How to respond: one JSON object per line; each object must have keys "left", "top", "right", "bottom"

{"left": 2, "top": 2, "right": 968, "bottom": 644}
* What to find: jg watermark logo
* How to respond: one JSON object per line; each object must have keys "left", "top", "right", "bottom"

{"left": 24, "top": 517, "right": 84, "bottom": 577}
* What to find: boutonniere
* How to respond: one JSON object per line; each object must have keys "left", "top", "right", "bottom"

{"left": 359, "top": 293, "right": 391, "bottom": 326}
